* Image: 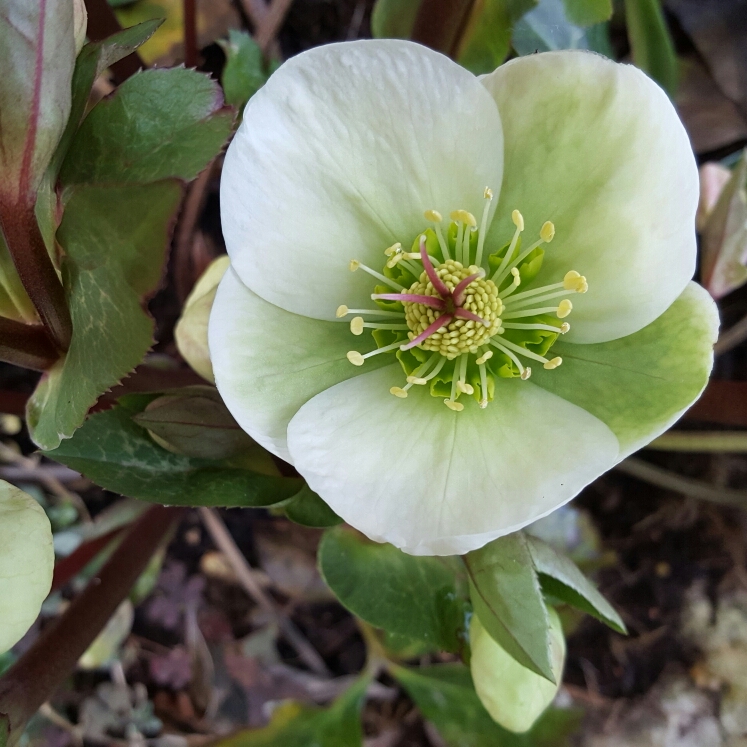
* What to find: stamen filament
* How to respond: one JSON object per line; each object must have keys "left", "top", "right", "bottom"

{"left": 502, "top": 322, "right": 569, "bottom": 333}
{"left": 360, "top": 322, "right": 410, "bottom": 331}
{"left": 419, "top": 236, "right": 450, "bottom": 297}
{"left": 350, "top": 261, "right": 404, "bottom": 291}
{"left": 489, "top": 339, "right": 530, "bottom": 379}
{"left": 504, "top": 288, "right": 577, "bottom": 310}
{"left": 336, "top": 307, "right": 405, "bottom": 319}
{"left": 478, "top": 360, "right": 489, "bottom": 408}
{"left": 456, "top": 222, "right": 465, "bottom": 266}
{"left": 492, "top": 336, "right": 551, "bottom": 365}
{"left": 493, "top": 210, "right": 524, "bottom": 283}
{"left": 502, "top": 306, "right": 567, "bottom": 319}
{"left": 400, "top": 313, "right": 454, "bottom": 350}
{"left": 475, "top": 187, "right": 493, "bottom": 268}
{"left": 347, "top": 340, "right": 403, "bottom": 366}
{"left": 504, "top": 281, "right": 564, "bottom": 304}
{"left": 492, "top": 238, "right": 544, "bottom": 286}
{"left": 432, "top": 221, "right": 450, "bottom": 261}
{"left": 462, "top": 226, "right": 472, "bottom": 266}
{"left": 372, "top": 293, "right": 446, "bottom": 309}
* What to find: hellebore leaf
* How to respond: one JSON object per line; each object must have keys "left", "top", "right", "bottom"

{"left": 0, "top": 480, "right": 54, "bottom": 655}
{"left": 282, "top": 484, "right": 342, "bottom": 528}
{"left": 218, "top": 30, "right": 274, "bottom": 111}
{"left": 624, "top": 0, "right": 678, "bottom": 97}
{"left": 701, "top": 150, "right": 747, "bottom": 299}
{"left": 525, "top": 535, "right": 625, "bottom": 633}
{"left": 50, "top": 20, "right": 164, "bottom": 180}
{"left": 513, "top": 0, "right": 612, "bottom": 56}
{"left": 0, "top": 0, "right": 74, "bottom": 206}
{"left": 562, "top": 0, "right": 611, "bottom": 26}
{"left": 44, "top": 395, "right": 303, "bottom": 508}
{"left": 465, "top": 533, "right": 555, "bottom": 682}
{"left": 60, "top": 67, "right": 234, "bottom": 186}
{"left": 27, "top": 183, "right": 182, "bottom": 450}
{"left": 531, "top": 282, "right": 719, "bottom": 459}
{"left": 318, "top": 526, "right": 469, "bottom": 653}
{"left": 457, "top": 0, "right": 538, "bottom": 75}
{"left": 209, "top": 674, "right": 369, "bottom": 747}
{"left": 391, "top": 663, "right": 582, "bottom": 746}
{"left": 371, "top": 0, "right": 421, "bottom": 39}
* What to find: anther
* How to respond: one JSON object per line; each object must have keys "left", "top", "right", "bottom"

{"left": 347, "top": 351, "right": 364, "bottom": 366}
{"left": 384, "top": 243, "right": 402, "bottom": 257}
{"left": 557, "top": 299, "right": 573, "bottom": 318}
{"left": 406, "top": 376, "right": 428, "bottom": 385}
{"left": 560, "top": 322, "right": 570, "bottom": 333}
{"left": 424, "top": 210, "right": 442, "bottom": 223}
{"left": 390, "top": 387, "right": 408, "bottom": 398}
{"left": 457, "top": 382, "right": 474, "bottom": 395}
{"left": 563, "top": 270, "right": 588, "bottom": 292}
{"left": 349, "top": 260, "right": 360, "bottom": 271}
{"left": 512, "top": 210, "right": 524, "bottom": 231}
{"left": 450, "top": 209, "right": 477, "bottom": 228}
{"left": 520, "top": 367, "right": 532, "bottom": 380}
{"left": 336, "top": 305, "right": 348, "bottom": 318}
{"left": 543, "top": 357, "right": 562, "bottom": 370}
{"left": 484, "top": 187, "right": 493, "bottom": 200}
{"left": 350, "top": 317, "right": 364, "bottom": 335}
{"left": 540, "top": 221, "right": 555, "bottom": 242}
{"left": 444, "top": 400, "right": 464, "bottom": 412}
{"left": 475, "top": 350, "right": 493, "bottom": 365}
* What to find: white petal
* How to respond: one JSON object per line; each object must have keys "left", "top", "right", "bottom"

{"left": 208, "top": 267, "right": 391, "bottom": 462}
{"left": 221, "top": 39, "right": 503, "bottom": 320}
{"left": 286, "top": 364, "right": 619, "bottom": 555}
{"left": 481, "top": 50, "right": 698, "bottom": 343}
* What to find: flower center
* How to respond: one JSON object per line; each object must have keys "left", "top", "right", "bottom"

{"left": 338, "top": 188, "right": 588, "bottom": 412}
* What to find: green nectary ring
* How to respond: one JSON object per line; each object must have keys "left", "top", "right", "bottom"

{"left": 338, "top": 188, "right": 587, "bottom": 411}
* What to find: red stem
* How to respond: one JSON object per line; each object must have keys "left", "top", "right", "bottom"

{"left": 0, "top": 317, "right": 59, "bottom": 371}
{"left": 0, "top": 505, "right": 185, "bottom": 736}
{"left": 183, "top": 0, "right": 198, "bottom": 68}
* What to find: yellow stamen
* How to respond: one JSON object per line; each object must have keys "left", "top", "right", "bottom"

{"left": 444, "top": 400, "right": 464, "bottom": 412}
{"left": 543, "top": 357, "right": 562, "bottom": 370}
{"left": 350, "top": 317, "right": 364, "bottom": 335}
{"left": 475, "top": 350, "right": 493, "bottom": 365}
{"left": 450, "top": 209, "right": 477, "bottom": 228}
{"left": 347, "top": 351, "right": 364, "bottom": 366}
{"left": 390, "top": 387, "right": 408, "bottom": 398}
{"left": 540, "top": 221, "right": 555, "bottom": 242}
{"left": 563, "top": 270, "right": 588, "bottom": 292}
{"left": 512, "top": 209, "right": 524, "bottom": 231}
{"left": 557, "top": 299, "right": 573, "bottom": 318}
{"left": 406, "top": 375, "right": 428, "bottom": 385}
{"left": 336, "top": 305, "right": 348, "bottom": 318}
{"left": 424, "top": 209, "right": 442, "bottom": 223}
{"left": 484, "top": 187, "right": 493, "bottom": 200}
{"left": 349, "top": 259, "right": 360, "bottom": 271}
{"left": 520, "top": 367, "right": 532, "bottom": 380}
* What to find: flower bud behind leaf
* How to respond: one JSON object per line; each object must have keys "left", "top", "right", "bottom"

{"left": 73, "top": 0, "right": 87, "bottom": 55}
{"left": 175, "top": 255, "right": 230, "bottom": 383}
{"left": 470, "top": 606, "right": 566, "bottom": 733}
{"left": 133, "top": 385, "right": 256, "bottom": 460}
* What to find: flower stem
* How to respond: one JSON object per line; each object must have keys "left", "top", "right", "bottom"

{"left": 0, "top": 317, "right": 59, "bottom": 371}
{"left": 0, "top": 505, "right": 185, "bottom": 737}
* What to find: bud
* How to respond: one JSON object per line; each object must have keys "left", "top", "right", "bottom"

{"left": 73, "top": 0, "right": 87, "bottom": 56}
{"left": 469, "top": 606, "right": 566, "bottom": 733}
{"left": 175, "top": 255, "right": 230, "bottom": 383}
{"left": 133, "top": 385, "right": 255, "bottom": 460}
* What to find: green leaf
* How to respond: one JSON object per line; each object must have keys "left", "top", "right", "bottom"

{"left": 318, "top": 526, "right": 469, "bottom": 653}
{"left": 282, "top": 484, "right": 342, "bottom": 528}
{"left": 391, "top": 663, "right": 582, "bottom": 746}
{"left": 525, "top": 535, "right": 626, "bottom": 633}
{"left": 60, "top": 67, "right": 234, "bottom": 186}
{"left": 458, "top": 0, "right": 537, "bottom": 75}
{"left": 562, "top": 0, "right": 611, "bottom": 26}
{"left": 50, "top": 20, "right": 164, "bottom": 180}
{"left": 624, "top": 0, "right": 678, "bottom": 96}
{"left": 513, "top": 0, "right": 612, "bottom": 56}
{"left": 210, "top": 675, "right": 369, "bottom": 746}
{"left": 370, "top": 0, "right": 421, "bottom": 38}
{"left": 218, "top": 30, "right": 271, "bottom": 111}
{"left": 0, "top": 480, "right": 54, "bottom": 655}
{"left": 27, "top": 182, "right": 182, "bottom": 450}
{"left": 0, "top": 0, "right": 75, "bottom": 204}
{"left": 43, "top": 396, "right": 303, "bottom": 508}
{"left": 465, "top": 533, "right": 554, "bottom": 682}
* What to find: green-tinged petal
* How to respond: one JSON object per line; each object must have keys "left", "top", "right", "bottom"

{"left": 531, "top": 282, "right": 718, "bottom": 458}
{"left": 286, "top": 364, "right": 619, "bottom": 556}
{"left": 208, "top": 268, "right": 391, "bottom": 463}
{"left": 470, "top": 607, "right": 565, "bottom": 733}
{"left": 221, "top": 39, "right": 503, "bottom": 320}
{"left": 481, "top": 50, "right": 698, "bottom": 343}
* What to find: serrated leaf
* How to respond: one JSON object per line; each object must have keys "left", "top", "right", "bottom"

{"left": 43, "top": 396, "right": 303, "bottom": 508}
{"left": 391, "top": 663, "right": 582, "bottom": 746}
{"left": 50, "top": 20, "right": 164, "bottom": 180}
{"left": 282, "top": 484, "right": 342, "bottom": 528}
{"left": 370, "top": 0, "right": 421, "bottom": 38}
{"left": 209, "top": 674, "right": 369, "bottom": 746}
{"left": 27, "top": 182, "right": 182, "bottom": 450}
{"left": 218, "top": 30, "right": 270, "bottom": 111}
{"left": 513, "top": 0, "right": 613, "bottom": 56}
{"left": 465, "top": 533, "right": 554, "bottom": 682}
{"left": 60, "top": 67, "right": 234, "bottom": 186}
{"left": 0, "top": 0, "right": 74, "bottom": 205}
{"left": 624, "top": 0, "right": 678, "bottom": 96}
{"left": 0, "top": 480, "right": 54, "bottom": 655}
{"left": 525, "top": 535, "right": 626, "bottom": 634}
{"left": 318, "top": 526, "right": 469, "bottom": 653}
{"left": 562, "top": 0, "right": 611, "bottom": 26}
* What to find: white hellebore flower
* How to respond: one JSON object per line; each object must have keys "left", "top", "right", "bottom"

{"left": 211, "top": 40, "right": 718, "bottom": 556}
